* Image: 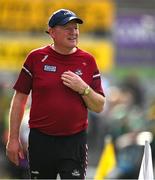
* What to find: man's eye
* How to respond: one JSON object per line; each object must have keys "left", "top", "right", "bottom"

{"left": 65, "top": 28, "right": 71, "bottom": 31}
{"left": 64, "top": 27, "right": 78, "bottom": 31}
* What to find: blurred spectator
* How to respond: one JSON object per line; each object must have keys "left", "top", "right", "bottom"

{"left": 119, "top": 74, "right": 145, "bottom": 109}
{"left": 96, "top": 74, "right": 147, "bottom": 142}
{"left": 0, "top": 83, "right": 11, "bottom": 178}
{"left": 0, "top": 83, "right": 29, "bottom": 179}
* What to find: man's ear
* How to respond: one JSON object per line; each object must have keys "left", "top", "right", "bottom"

{"left": 48, "top": 27, "right": 55, "bottom": 38}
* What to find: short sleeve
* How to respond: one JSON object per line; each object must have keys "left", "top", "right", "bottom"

{"left": 13, "top": 52, "right": 33, "bottom": 95}
{"left": 90, "top": 59, "right": 105, "bottom": 96}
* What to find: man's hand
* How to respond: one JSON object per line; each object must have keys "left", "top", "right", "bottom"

{"left": 6, "top": 139, "right": 25, "bottom": 166}
{"left": 61, "top": 70, "right": 87, "bottom": 94}
{"left": 6, "top": 91, "right": 28, "bottom": 166}
{"left": 61, "top": 70, "right": 105, "bottom": 113}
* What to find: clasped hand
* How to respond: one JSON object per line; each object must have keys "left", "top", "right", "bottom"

{"left": 61, "top": 70, "right": 87, "bottom": 94}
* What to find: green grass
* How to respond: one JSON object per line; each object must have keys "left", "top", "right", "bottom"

{"left": 111, "top": 67, "right": 155, "bottom": 79}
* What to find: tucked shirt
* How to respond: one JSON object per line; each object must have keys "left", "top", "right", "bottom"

{"left": 14, "top": 45, "right": 104, "bottom": 135}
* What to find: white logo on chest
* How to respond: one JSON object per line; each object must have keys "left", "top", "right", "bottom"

{"left": 44, "top": 65, "right": 56, "bottom": 72}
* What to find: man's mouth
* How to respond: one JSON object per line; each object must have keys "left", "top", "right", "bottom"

{"left": 68, "top": 37, "right": 77, "bottom": 40}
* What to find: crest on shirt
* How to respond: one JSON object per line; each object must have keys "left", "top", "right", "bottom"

{"left": 44, "top": 65, "right": 56, "bottom": 72}
{"left": 74, "top": 69, "right": 83, "bottom": 76}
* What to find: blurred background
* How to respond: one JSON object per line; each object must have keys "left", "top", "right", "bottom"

{"left": 0, "top": 0, "right": 155, "bottom": 179}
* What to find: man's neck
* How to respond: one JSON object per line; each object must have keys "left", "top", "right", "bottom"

{"left": 51, "top": 44, "right": 77, "bottom": 55}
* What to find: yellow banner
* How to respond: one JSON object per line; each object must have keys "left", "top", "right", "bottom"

{"left": 0, "top": 36, "right": 114, "bottom": 72}
{"left": 0, "top": 0, "right": 115, "bottom": 33}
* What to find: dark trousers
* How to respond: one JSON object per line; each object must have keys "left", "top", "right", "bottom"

{"left": 28, "top": 128, "right": 88, "bottom": 179}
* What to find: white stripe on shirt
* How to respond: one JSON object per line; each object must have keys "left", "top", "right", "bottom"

{"left": 22, "top": 66, "right": 32, "bottom": 77}
{"left": 93, "top": 74, "right": 100, "bottom": 79}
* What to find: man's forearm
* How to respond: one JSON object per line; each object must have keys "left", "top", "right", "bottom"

{"left": 61, "top": 70, "right": 105, "bottom": 112}
{"left": 8, "top": 92, "right": 28, "bottom": 140}
{"left": 6, "top": 91, "right": 28, "bottom": 166}
{"left": 82, "top": 87, "right": 105, "bottom": 113}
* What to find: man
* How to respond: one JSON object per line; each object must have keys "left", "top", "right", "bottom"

{"left": 6, "top": 9, "right": 105, "bottom": 179}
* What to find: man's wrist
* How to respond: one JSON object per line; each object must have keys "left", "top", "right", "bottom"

{"left": 80, "top": 85, "right": 90, "bottom": 96}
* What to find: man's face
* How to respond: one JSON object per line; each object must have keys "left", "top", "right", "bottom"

{"left": 49, "top": 20, "right": 79, "bottom": 50}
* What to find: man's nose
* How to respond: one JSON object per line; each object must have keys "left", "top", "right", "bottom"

{"left": 69, "top": 28, "right": 77, "bottom": 34}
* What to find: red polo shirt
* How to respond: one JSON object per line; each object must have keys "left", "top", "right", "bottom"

{"left": 14, "top": 45, "right": 104, "bottom": 135}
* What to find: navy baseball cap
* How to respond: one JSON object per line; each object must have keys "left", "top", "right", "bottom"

{"left": 48, "top": 9, "right": 83, "bottom": 28}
